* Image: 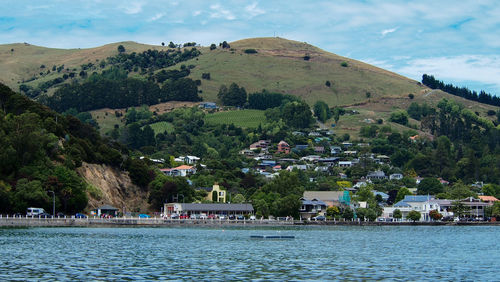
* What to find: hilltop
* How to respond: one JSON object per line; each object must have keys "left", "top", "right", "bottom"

{"left": 1, "top": 37, "right": 497, "bottom": 139}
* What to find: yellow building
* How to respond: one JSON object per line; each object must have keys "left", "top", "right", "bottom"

{"left": 205, "top": 184, "right": 226, "bottom": 203}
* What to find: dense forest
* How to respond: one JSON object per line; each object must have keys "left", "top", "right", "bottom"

{"left": 0, "top": 83, "right": 155, "bottom": 214}
{"left": 422, "top": 74, "right": 500, "bottom": 107}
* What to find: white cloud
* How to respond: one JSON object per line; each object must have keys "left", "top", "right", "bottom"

{"left": 122, "top": 2, "right": 144, "bottom": 15}
{"left": 193, "top": 10, "right": 201, "bottom": 17}
{"left": 245, "top": 2, "right": 265, "bottom": 18}
{"left": 209, "top": 4, "right": 236, "bottom": 20}
{"left": 381, "top": 27, "right": 397, "bottom": 37}
{"left": 397, "top": 55, "right": 500, "bottom": 92}
{"left": 148, "top": 13, "right": 164, "bottom": 22}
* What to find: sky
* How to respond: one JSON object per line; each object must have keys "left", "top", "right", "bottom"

{"left": 2, "top": 0, "right": 500, "bottom": 95}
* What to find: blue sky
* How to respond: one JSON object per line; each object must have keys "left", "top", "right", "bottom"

{"left": 2, "top": 0, "right": 500, "bottom": 95}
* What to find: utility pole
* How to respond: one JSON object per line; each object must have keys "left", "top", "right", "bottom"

{"left": 48, "top": 190, "right": 55, "bottom": 217}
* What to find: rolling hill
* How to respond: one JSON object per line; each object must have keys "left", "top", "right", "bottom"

{"left": 0, "top": 37, "right": 497, "bottom": 138}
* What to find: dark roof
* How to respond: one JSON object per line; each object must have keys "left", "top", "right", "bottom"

{"left": 196, "top": 187, "right": 213, "bottom": 192}
{"left": 99, "top": 205, "right": 118, "bottom": 210}
{"left": 180, "top": 203, "right": 254, "bottom": 212}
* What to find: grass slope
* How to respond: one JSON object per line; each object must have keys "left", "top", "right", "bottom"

{"left": 147, "top": 121, "right": 174, "bottom": 135}
{"left": 204, "top": 109, "right": 266, "bottom": 128}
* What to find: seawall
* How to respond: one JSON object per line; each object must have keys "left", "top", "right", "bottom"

{"left": 0, "top": 217, "right": 498, "bottom": 227}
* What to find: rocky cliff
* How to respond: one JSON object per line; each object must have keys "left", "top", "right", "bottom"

{"left": 77, "top": 163, "right": 150, "bottom": 214}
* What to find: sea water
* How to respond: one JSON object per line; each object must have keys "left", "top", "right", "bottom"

{"left": 0, "top": 226, "right": 498, "bottom": 280}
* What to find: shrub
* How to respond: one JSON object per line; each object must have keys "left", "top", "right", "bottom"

{"left": 408, "top": 93, "right": 415, "bottom": 99}
{"left": 341, "top": 61, "right": 348, "bottom": 67}
{"left": 303, "top": 55, "right": 310, "bottom": 61}
{"left": 244, "top": 49, "right": 258, "bottom": 54}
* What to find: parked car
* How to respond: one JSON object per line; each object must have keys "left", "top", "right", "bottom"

{"left": 180, "top": 214, "right": 189, "bottom": 219}
{"left": 138, "top": 214, "right": 150, "bottom": 218}
{"left": 199, "top": 214, "right": 207, "bottom": 219}
{"left": 207, "top": 214, "right": 216, "bottom": 219}
{"left": 237, "top": 215, "right": 245, "bottom": 220}
{"left": 219, "top": 215, "right": 227, "bottom": 220}
{"left": 169, "top": 213, "right": 179, "bottom": 219}
{"left": 249, "top": 215, "right": 256, "bottom": 220}
{"left": 190, "top": 214, "right": 198, "bottom": 219}
{"left": 26, "top": 207, "right": 46, "bottom": 217}
{"left": 312, "top": 215, "right": 326, "bottom": 221}
{"left": 39, "top": 213, "right": 52, "bottom": 218}
{"left": 56, "top": 212, "right": 65, "bottom": 218}
{"left": 75, "top": 213, "right": 88, "bottom": 218}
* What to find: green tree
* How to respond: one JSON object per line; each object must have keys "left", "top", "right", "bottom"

{"left": 217, "top": 83, "right": 247, "bottom": 107}
{"left": 210, "top": 44, "right": 217, "bottom": 50}
{"left": 326, "top": 206, "right": 340, "bottom": 218}
{"left": 491, "top": 202, "right": 500, "bottom": 219}
{"left": 389, "top": 110, "right": 409, "bottom": 125}
{"left": 232, "top": 193, "right": 246, "bottom": 203}
{"left": 393, "top": 209, "right": 402, "bottom": 220}
{"left": 313, "top": 100, "right": 331, "bottom": 122}
{"left": 117, "top": 45, "right": 125, "bottom": 53}
{"left": 281, "top": 101, "right": 314, "bottom": 129}
{"left": 407, "top": 210, "right": 421, "bottom": 222}
{"left": 417, "top": 178, "right": 444, "bottom": 195}
{"left": 395, "top": 187, "right": 412, "bottom": 203}
{"left": 451, "top": 201, "right": 469, "bottom": 218}
{"left": 342, "top": 207, "right": 354, "bottom": 220}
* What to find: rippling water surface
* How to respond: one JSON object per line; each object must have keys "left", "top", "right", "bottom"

{"left": 0, "top": 226, "right": 498, "bottom": 280}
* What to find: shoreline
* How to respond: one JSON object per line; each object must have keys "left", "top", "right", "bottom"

{"left": 0, "top": 217, "right": 498, "bottom": 228}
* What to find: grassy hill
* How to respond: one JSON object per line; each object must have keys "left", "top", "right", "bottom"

{"left": 1, "top": 37, "right": 497, "bottom": 137}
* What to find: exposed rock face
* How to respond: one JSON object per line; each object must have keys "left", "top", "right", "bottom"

{"left": 76, "top": 163, "right": 150, "bottom": 214}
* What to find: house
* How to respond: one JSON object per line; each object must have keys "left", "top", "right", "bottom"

{"left": 338, "top": 161, "right": 353, "bottom": 168}
{"left": 96, "top": 205, "right": 119, "bottom": 217}
{"left": 438, "top": 178, "right": 450, "bottom": 186}
{"left": 478, "top": 195, "right": 499, "bottom": 205}
{"left": 314, "top": 166, "right": 329, "bottom": 172}
{"left": 175, "top": 155, "right": 200, "bottom": 165}
{"left": 301, "top": 155, "right": 321, "bottom": 162}
{"left": 303, "top": 191, "right": 346, "bottom": 208}
{"left": 308, "top": 132, "right": 321, "bottom": 137}
{"left": 317, "top": 157, "right": 339, "bottom": 166}
{"left": 249, "top": 140, "right": 271, "bottom": 151}
{"left": 272, "top": 165, "right": 282, "bottom": 171}
{"left": 164, "top": 203, "right": 253, "bottom": 217}
{"left": 239, "top": 149, "right": 255, "bottom": 156}
{"left": 314, "top": 146, "right": 325, "bottom": 154}
{"left": 199, "top": 102, "right": 218, "bottom": 109}
{"left": 292, "top": 144, "right": 309, "bottom": 153}
{"left": 366, "top": 171, "right": 387, "bottom": 180}
{"left": 292, "top": 131, "right": 305, "bottom": 136}
{"left": 460, "top": 197, "right": 490, "bottom": 219}
{"left": 286, "top": 165, "right": 308, "bottom": 171}
{"left": 383, "top": 195, "right": 446, "bottom": 221}
{"left": 376, "top": 155, "right": 390, "bottom": 163}
{"left": 160, "top": 165, "right": 196, "bottom": 177}
{"left": 374, "top": 191, "right": 389, "bottom": 202}
{"left": 139, "top": 156, "right": 165, "bottom": 164}
{"left": 277, "top": 140, "right": 290, "bottom": 154}
{"left": 389, "top": 173, "right": 404, "bottom": 180}
{"left": 258, "top": 160, "right": 277, "bottom": 168}
{"left": 342, "top": 142, "right": 353, "bottom": 148}
{"left": 201, "top": 184, "right": 227, "bottom": 203}
{"left": 300, "top": 198, "right": 327, "bottom": 219}
{"left": 330, "top": 146, "right": 342, "bottom": 155}
{"left": 344, "top": 150, "right": 358, "bottom": 156}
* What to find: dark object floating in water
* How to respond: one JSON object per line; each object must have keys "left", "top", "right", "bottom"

{"left": 250, "top": 235, "right": 295, "bottom": 239}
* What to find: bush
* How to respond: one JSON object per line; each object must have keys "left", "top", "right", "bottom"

{"left": 303, "top": 55, "right": 310, "bottom": 61}
{"left": 389, "top": 110, "right": 409, "bottom": 125}
{"left": 408, "top": 93, "right": 415, "bottom": 99}
{"left": 341, "top": 62, "right": 348, "bottom": 67}
{"left": 244, "top": 49, "right": 258, "bottom": 54}
{"left": 325, "top": 81, "right": 331, "bottom": 87}
{"left": 201, "top": 73, "right": 211, "bottom": 80}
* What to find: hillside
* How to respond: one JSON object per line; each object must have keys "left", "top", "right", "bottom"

{"left": 1, "top": 37, "right": 424, "bottom": 106}
{"left": 1, "top": 37, "right": 497, "bottom": 137}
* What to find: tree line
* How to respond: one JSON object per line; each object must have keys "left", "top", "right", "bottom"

{"left": 422, "top": 74, "right": 500, "bottom": 107}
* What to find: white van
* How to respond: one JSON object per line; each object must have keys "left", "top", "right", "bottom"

{"left": 26, "top": 207, "right": 45, "bottom": 216}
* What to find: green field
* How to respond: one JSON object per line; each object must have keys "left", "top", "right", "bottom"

{"left": 204, "top": 110, "right": 266, "bottom": 128}
{"left": 147, "top": 121, "right": 174, "bottom": 135}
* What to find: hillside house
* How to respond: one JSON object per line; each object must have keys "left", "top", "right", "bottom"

{"left": 366, "top": 171, "right": 387, "bottom": 180}
{"left": 277, "top": 140, "right": 290, "bottom": 154}
{"left": 160, "top": 165, "right": 196, "bottom": 177}
{"left": 314, "top": 146, "right": 325, "bottom": 154}
{"left": 300, "top": 198, "right": 327, "bottom": 219}
{"left": 249, "top": 140, "right": 271, "bottom": 151}
{"left": 390, "top": 173, "right": 403, "bottom": 180}
{"left": 330, "top": 146, "right": 342, "bottom": 155}
{"left": 175, "top": 155, "right": 200, "bottom": 165}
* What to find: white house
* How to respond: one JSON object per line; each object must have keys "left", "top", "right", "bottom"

{"left": 390, "top": 173, "right": 404, "bottom": 180}
{"left": 382, "top": 195, "right": 454, "bottom": 221}
{"left": 175, "top": 155, "right": 200, "bottom": 165}
{"left": 160, "top": 165, "right": 196, "bottom": 177}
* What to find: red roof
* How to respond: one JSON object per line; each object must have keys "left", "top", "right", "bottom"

{"left": 479, "top": 195, "right": 499, "bottom": 202}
